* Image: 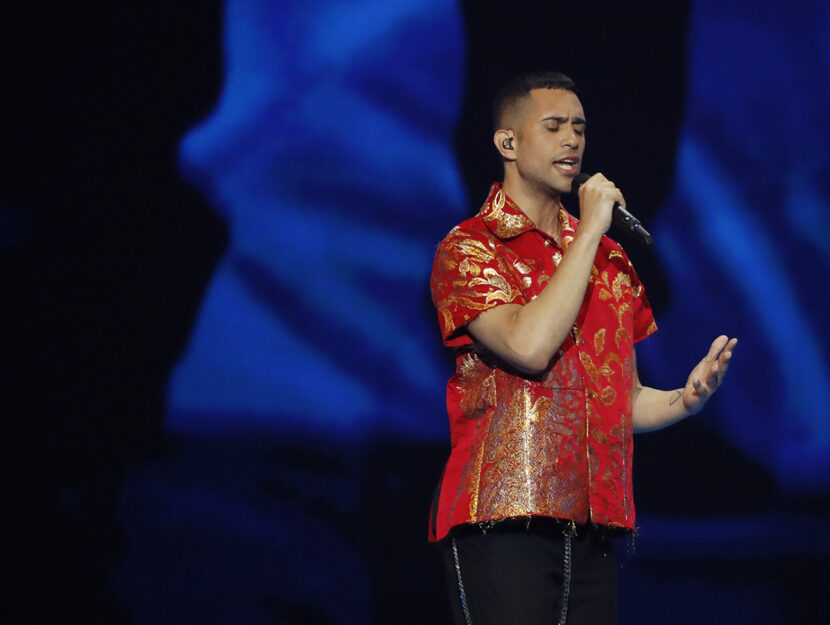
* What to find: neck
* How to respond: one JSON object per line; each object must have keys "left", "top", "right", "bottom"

{"left": 501, "top": 177, "right": 563, "bottom": 240}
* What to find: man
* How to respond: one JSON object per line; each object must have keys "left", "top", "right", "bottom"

{"left": 428, "top": 71, "right": 737, "bottom": 625}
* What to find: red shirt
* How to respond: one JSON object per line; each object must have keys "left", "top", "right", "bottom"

{"left": 429, "top": 183, "right": 657, "bottom": 542}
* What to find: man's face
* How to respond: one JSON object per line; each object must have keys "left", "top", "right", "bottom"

{"left": 512, "top": 88, "right": 586, "bottom": 196}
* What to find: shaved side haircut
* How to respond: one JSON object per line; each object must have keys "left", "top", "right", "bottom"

{"left": 493, "top": 71, "right": 578, "bottom": 131}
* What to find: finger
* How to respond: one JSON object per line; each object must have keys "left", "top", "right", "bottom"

{"left": 705, "top": 335, "right": 729, "bottom": 361}
{"left": 718, "top": 349, "right": 732, "bottom": 369}
{"left": 578, "top": 176, "right": 611, "bottom": 199}
{"left": 718, "top": 336, "right": 738, "bottom": 357}
{"left": 595, "top": 180, "right": 624, "bottom": 207}
{"left": 716, "top": 337, "right": 738, "bottom": 374}
{"left": 593, "top": 180, "right": 617, "bottom": 195}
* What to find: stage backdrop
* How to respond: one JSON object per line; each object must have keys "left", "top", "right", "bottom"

{"left": 112, "top": 1, "right": 830, "bottom": 624}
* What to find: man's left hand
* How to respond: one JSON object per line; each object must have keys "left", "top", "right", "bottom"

{"left": 683, "top": 335, "right": 738, "bottom": 415}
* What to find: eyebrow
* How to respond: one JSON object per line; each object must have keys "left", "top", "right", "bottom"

{"left": 541, "top": 115, "right": 587, "bottom": 125}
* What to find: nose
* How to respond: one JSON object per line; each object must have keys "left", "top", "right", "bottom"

{"left": 561, "top": 124, "right": 580, "bottom": 149}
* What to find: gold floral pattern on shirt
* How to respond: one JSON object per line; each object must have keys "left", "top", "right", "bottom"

{"left": 484, "top": 188, "right": 537, "bottom": 238}
{"left": 428, "top": 183, "right": 657, "bottom": 540}
{"left": 456, "top": 365, "right": 589, "bottom": 523}
{"left": 432, "top": 227, "right": 525, "bottom": 338}
{"left": 470, "top": 268, "right": 524, "bottom": 305}
{"left": 594, "top": 328, "right": 606, "bottom": 353}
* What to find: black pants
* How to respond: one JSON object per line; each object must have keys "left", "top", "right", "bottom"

{"left": 441, "top": 518, "right": 619, "bottom": 625}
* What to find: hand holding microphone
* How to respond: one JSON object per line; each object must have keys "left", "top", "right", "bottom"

{"left": 570, "top": 173, "right": 653, "bottom": 246}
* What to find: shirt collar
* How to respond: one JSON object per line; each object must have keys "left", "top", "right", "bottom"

{"left": 481, "top": 182, "right": 577, "bottom": 247}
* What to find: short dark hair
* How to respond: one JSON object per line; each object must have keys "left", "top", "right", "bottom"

{"left": 493, "top": 71, "right": 578, "bottom": 131}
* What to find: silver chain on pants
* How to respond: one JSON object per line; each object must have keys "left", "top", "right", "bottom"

{"left": 557, "top": 525, "right": 575, "bottom": 625}
{"left": 451, "top": 538, "right": 474, "bottom": 625}
{"left": 450, "top": 523, "right": 576, "bottom": 625}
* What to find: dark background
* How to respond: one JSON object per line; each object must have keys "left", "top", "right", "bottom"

{"left": 4, "top": 4, "right": 226, "bottom": 622}
{"left": 4, "top": 2, "right": 828, "bottom": 624}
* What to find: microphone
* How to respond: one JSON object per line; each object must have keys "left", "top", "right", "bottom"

{"left": 570, "top": 173, "right": 653, "bottom": 246}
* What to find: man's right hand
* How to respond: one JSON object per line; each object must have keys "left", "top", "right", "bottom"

{"left": 575, "top": 172, "right": 623, "bottom": 241}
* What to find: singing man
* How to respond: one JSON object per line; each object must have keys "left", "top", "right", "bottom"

{"left": 429, "top": 71, "right": 737, "bottom": 625}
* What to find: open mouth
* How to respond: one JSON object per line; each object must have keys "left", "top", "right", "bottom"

{"left": 553, "top": 158, "right": 579, "bottom": 175}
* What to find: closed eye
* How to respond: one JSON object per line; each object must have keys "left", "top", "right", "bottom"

{"left": 541, "top": 115, "right": 586, "bottom": 136}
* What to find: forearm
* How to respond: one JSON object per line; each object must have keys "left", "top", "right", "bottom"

{"left": 472, "top": 228, "right": 604, "bottom": 373}
{"left": 631, "top": 385, "right": 691, "bottom": 433}
{"left": 631, "top": 335, "right": 738, "bottom": 432}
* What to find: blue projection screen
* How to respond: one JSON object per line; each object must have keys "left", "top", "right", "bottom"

{"left": 113, "top": 1, "right": 829, "bottom": 624}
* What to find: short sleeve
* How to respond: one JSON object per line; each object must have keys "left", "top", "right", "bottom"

{"left": 430, "top": 227, "right": 526, "bottom": 347}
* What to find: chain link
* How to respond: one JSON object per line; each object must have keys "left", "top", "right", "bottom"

{"left": 557, "top": 522, "right": 576, "bottom": 625}
{"left": 451, "top": 538, "right": 474, "bottom": 625}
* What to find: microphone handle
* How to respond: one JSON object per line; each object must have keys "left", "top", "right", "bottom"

{"left": 612, "top": 202, "right": 653, "bottom": 246}
{"left": 570, "top": 173, "right": 654, "bottom": 246}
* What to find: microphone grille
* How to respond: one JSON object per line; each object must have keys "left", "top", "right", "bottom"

{"left": 570, "top": 173, "right": 591, "bottom": 194}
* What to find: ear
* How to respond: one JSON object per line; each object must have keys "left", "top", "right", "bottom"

{"left": 493, "top": 129, "right": 516, "bottom": 160}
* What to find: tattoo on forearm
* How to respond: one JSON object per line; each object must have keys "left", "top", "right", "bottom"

{"left": 669, "top": 390, "right": 682, "bottom": 407}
